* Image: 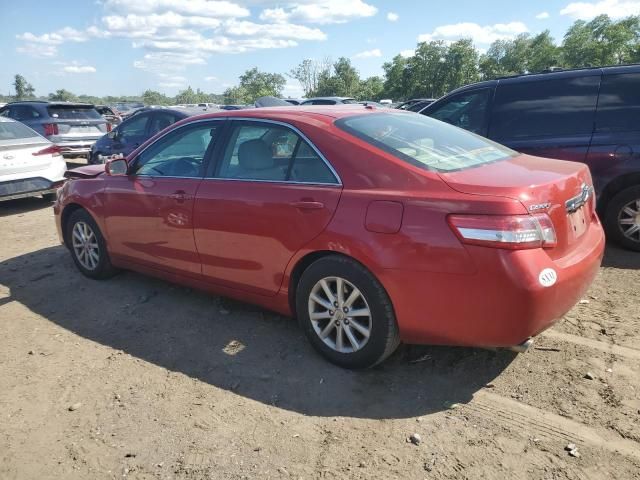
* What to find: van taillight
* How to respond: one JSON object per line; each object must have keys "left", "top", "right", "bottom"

{"left": 33, "top": 145, "right": 62, "bottom": 157}
{"left": 448, "top": 213, "right": 557, "bottom": 249}
{"left": 43, "top": 123, "right": 59, "bottom": 136}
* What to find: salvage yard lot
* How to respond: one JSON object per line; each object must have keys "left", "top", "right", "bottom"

{"left": 1, "top": 190, "right": 640, "bottom": 479}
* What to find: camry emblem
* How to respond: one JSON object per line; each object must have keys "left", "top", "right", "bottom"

{"left": 529, "top": 202, "right": 551, "bottom": 212}
{"left": 565, "top": 183, "right": 593, "bottom": 213}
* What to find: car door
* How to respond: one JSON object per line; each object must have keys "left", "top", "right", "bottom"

{"left": 110, "top": 113, "right": 152, "bottom": 156}
{"left": 487, "top": 73, "right": 601, "bottom": 163}
{"left": 103, "top": 120, "right": 223, "bottom": 276}
{"left": 586, "top": 71, "right": 640, "bottom": 192}
{"left": 193, "top": 120, "right": 342, "bottom": 296}
{"left": 423, "top": 88, "right": 493, "bottom": 136}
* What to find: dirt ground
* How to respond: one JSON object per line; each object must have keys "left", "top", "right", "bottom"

{"left": 1, "top": 173, "right": 639, "bottom": 479}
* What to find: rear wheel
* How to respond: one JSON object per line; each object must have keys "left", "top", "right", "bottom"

{"left": 604, "top": 185, "right": 640, "bottom": 252}
{"left": 66, "top": 209, "right": 119, "bottom": 279}
{"left": 296, "top": 255, "right": 400, "bottom": 369}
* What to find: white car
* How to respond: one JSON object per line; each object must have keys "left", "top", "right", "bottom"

{"left": 0, "top": 117, "right": 67, "bottom": 201}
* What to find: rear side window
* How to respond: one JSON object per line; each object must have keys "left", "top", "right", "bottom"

{"left": 0, "top": 121, "right": 40, "bottom": 140}
{"left": 426, "top": 89, "right": 491, "bottom": 135}
{"left": 595, "top": 73, "right": 640, "bottom": 133}
{"left": 8, "top": 105, "right": 41, "bottom": 121}
{"left": 47, "top": 105, "right": 102, "bottom": 120}
{"left": 337, "top": 112, "right": 515, "bottom": 172}
{"left": 489, "top": 75, "right": 600, "bottom": 139}
{"left": 215, "top": 121, "right": 338, "bottom": 184}
{"left": 304, "top": 100, "right": 336, "bottom": 105}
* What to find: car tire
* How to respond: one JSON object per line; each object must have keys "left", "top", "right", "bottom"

{"left": 603, "top": 185, "right": 640, "bottom": 252}
{"left": 296, "top": 255, "right": 400, "bottom": 369}
{"left": 66, "top": 209, "right": 119, "bottom": 279}
{"left": 89, "top": 152, "right": 101, "bottom": 165}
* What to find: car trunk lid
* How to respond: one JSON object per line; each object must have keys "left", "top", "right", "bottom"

{"left": 439, "top": 154, "right": 595, "bottom": 259}
{"left": 46, "top": 105, "right": 107, "bottom": 141}
{"left": 0, "top": 140, "right": 54, "bottom": 176}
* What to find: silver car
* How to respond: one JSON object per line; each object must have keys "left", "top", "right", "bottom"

{"left": 0, "top": 101, "right": 109, "bottom": 158}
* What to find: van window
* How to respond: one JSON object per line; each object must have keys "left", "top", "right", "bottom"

{"left": 425, "top": 89, "right": 491, "bottom": 135}
{"left": 595, "top": 73, "right": 640, "bottom": 133}
{"left": 489, "top": 75, "right": 600, "bottom": 139}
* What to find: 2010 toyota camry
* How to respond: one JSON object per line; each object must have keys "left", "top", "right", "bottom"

{"left": 53, "top": 106, "right": 605, "bottom": 368}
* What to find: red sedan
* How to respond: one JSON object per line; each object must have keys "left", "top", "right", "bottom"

{"left": 53, "top": 106, "right": 605, "bottom": 368}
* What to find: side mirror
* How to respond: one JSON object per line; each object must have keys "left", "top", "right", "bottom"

{"left": 105, "top": 158, "right": 128, "bottom": 176}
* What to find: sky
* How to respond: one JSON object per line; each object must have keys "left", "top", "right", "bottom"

{"left": 0, "top": 0, "right": 639, "bottom": 99}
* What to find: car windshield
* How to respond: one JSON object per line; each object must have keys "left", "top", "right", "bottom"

{"left": 0, "top": 121, "right": 40, "bottom": 141}
{"left": 336, "top": 112, "right": 516, "bottom": 172}
{"left": 47, "top": 106, "right": 102, "bottom": 120}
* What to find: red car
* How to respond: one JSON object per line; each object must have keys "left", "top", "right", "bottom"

{"left": 53, "top": 107, "right": 605, "bottom": 368}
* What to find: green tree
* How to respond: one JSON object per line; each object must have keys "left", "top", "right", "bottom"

{"left": 174, "top": 86, "right": 198, "bottom": 104}
{"left": 562, "top": 15, "right": 640, "bottom": 67}
{"left": 13, "top": 74, "right": 35, "bottom": 100}
{"left": 222, "top": 86, "right": 248, "bottom": 104}
{"left": 289, "top": 58, "right": 332, "bottom": 97}
{"left": 142, "top": 89, "right": 171, "bottom": 105}
{"left": 382, "top": 54, "right": 409, "bottom": 101}
{"left": 356, "top": 76, "right": 384, "bottom": 101}
{"left": 237, "top": 67, "right": 286, "bottom": 102}
{"left": 48, "top": 89, "right": 78, "bottom": 102}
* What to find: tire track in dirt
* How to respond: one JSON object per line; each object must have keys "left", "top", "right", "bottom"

{"left": 467, "top": 390, "right": 640, "bottom": 461}
{"left": 543, "top": 330, "right": 640, "bottom": 360}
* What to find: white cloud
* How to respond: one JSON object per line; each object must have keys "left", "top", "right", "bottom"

{"left": 399, "top": 49, "right": 415, "bottom": 58}
{"left": 536, "top": 11, "right": 550, "bottom": 19}
{"left": 418, "top": 21, "right": 528, "bottom": 45}
{"left": 387, "top": 12, "right": 399, "bottom": 22}
{"left": 352, "top": 48, "right": 381, "bottom": 58}
{"left": 103, "top": 0, "right": 250, "bottom": 18}
{"left": 63, "top": 65, "right": 97, "bottom": 73}
{"left": 17, "top": 44, "right": 58, "bottom": 57}
{"left": 222, "top": 19, "right": 327, "bottom": 40}
{"left": 205, "top": 76, "right": 217, "bottom": 81}
{"left": 260, "top": 0, "right": 377, "bottom": 24}
{"left": 560, "top": 0, "right": 640, "bottom": 19}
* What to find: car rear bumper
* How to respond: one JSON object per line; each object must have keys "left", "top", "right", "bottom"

{"left": 0, "top": 177, "right": 64, "bottom": 201}
{"left": 380, "top": 217, "right": 605, "bottom": 347}
{"left": 54, "top": 140, "right": 100, "bottom": 155}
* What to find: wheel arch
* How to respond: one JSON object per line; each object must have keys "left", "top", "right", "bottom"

{"left": 287, "top": 250, "right": 392, "bottom": 319}
{"left": 597, "top": 172, "right": 640, "bottom": 215}
{"left": 60, "top": 203, "right": 89, "bottom": 247}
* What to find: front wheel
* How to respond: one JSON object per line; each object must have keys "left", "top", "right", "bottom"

{"left": 604, "top": 185, "right": 640, "bottom": 252}
{"left": 66, "top": 209, "right": 119, "bottom": 279}
{"left": 296, "top": 255, "right": 400, "bottom": 369}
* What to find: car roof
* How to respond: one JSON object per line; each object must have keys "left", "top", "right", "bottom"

{"left": 182, "top": 105, "right": 397, "bottom": 126}
{"left": 302, "top": 97, "right": 356, "bottom": 102}
{"left": 445, "top": 63, "right": 640, "bottom": 96}
{"left": 7, "top": 100, "right": 96, "bottom": 107}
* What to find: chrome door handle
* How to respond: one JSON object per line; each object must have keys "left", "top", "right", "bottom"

{"left": 169, "top": 190, "right": 188, "bottom": 203}
{"left": 290, "top": 201, "right": 324, "bottom": 210}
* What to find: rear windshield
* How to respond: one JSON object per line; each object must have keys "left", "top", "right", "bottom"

{"left": 342, "top": 99, "right": 358, "bottom": 104}
{"left": 336, "top": 112, "right": 516, "bottom": 172}
{"left": 47, "top": 106, "right": 102, "bottom": 120}
{"left": 0, "top": 121, "right": 40, "bottom": 141}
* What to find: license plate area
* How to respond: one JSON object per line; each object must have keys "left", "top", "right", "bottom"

{"left": 69, "top": 125, "right": 94, "bottom": 133}
{"left": 569, "top": 206, "right": 588, "bottom": 239}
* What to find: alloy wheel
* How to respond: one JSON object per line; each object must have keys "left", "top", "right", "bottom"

{"left": 72, "top": 221, "right": 100, "bottom": 270}
{"left": 618, "top": 198, "right": 640, "bottom": 243}
{"left": 308, "top": 276, "right": 372, "bottom": 353}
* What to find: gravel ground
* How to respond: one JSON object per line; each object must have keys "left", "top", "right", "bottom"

{"left": 1, "top": 180, "right": 639, "bottom": 479}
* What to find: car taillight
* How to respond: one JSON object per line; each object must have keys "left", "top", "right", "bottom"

{"left": 448, "top": 213, "right": 557, "bottom": 250}
{"left": 43, "top": 123, "right": 59, "bottom": 136}
{"left": 33, "top": 145, "right": 62, "bottom": 157}
{"left": 107, "top": 123, "right": 112, "bottom": 132}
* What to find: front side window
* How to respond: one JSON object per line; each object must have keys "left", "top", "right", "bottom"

{"left": 595, "top": 73, "right": 640, "bottom": 133}
{"left": 132, "top": 122, "right": 220, "bottom": 177}
{"left": 336, "top": 112, "right": 516, "bottom": 172}
{"left": 489, "top": 75, "right": 600, "bottom": 139}
{"left": 215, "top": 122, "right": 338, "bottom": 183}
{"left": 426, "top": 89, "right": 490, "bottom": 135}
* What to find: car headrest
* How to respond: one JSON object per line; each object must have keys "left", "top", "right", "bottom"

{"left": 238, "top": 139, "right": 273, "bottom": 170}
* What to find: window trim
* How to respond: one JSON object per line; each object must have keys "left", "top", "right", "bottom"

{"left": 207, "top": 118, "right": 342, "bottom": 187}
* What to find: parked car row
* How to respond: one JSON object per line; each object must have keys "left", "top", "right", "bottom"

{"left": 419, "top": 64, "right": 640, "bottom": 251}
